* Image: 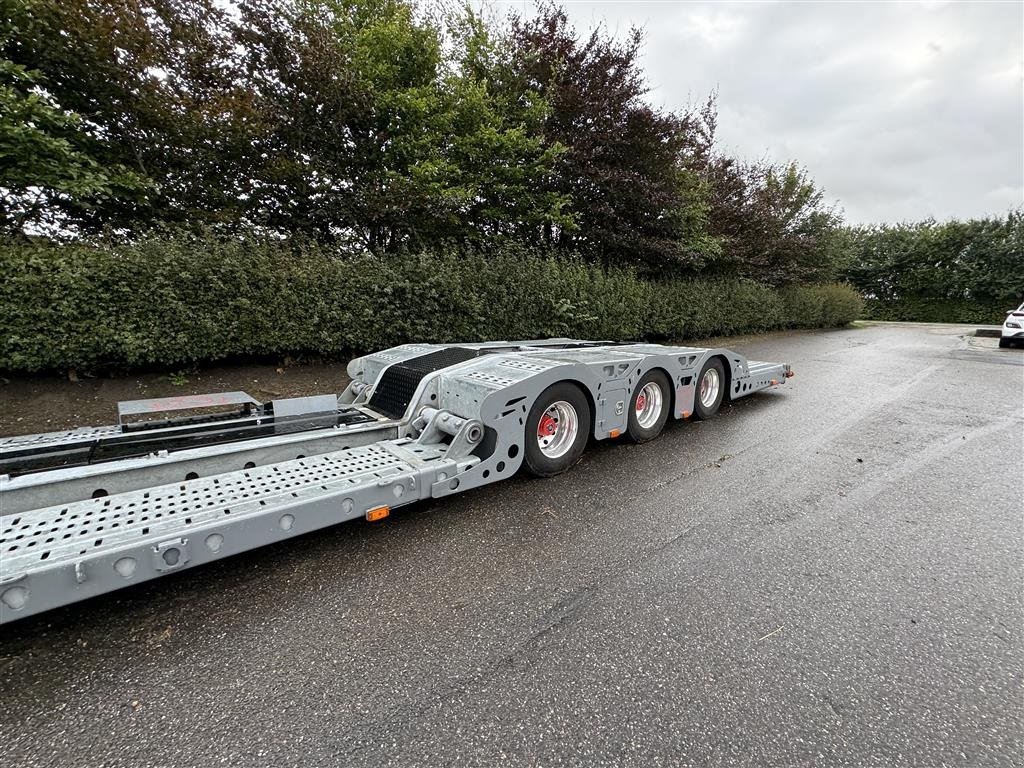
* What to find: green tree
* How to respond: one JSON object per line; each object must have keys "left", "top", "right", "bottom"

{"left": 0, "top": 2, "right": 149, "bottom": 233}
{"left": 0, "top": 57, "right": 146, "bottom": 232}
{"left": 846, "top": 212, "right": 1024, "bottom": 304}
{"left": 235, "top": 0, "right": 567, "bottom": 249}
{"left": 6, "top": 0, "right": 258, "bottom": 231}
{"left": 2, "top": 0, "right": 853, "bottom": 285}
{"left": 704, "top": 157, "right": 847, "bottom": 285}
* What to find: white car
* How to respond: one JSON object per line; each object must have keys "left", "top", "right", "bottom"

{"left": 1001, "top": 301, "right": 1024, "bottom": 348}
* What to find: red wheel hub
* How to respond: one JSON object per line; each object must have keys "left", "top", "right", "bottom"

{"left": 635, "top": 393, "right": 647, "bottom": 412}
{"left": 538, "top": 413, "right": 557, "bottom": 437}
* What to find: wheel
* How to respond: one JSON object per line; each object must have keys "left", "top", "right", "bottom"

{"left": 627, "top": 369, "right": 671, "bottom": 443}
{"left": 523, "top": 382, "right": 592, "bottom": 477}
{"left": 999, "top": 337, "right": 1010, "bottom": 348}
{"left": 692, "top": 357, "right": 726, "bottom": 420}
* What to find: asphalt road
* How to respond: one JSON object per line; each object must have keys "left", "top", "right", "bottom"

{"left": 1, "top": 324, "right": 1021, "bottom": 767}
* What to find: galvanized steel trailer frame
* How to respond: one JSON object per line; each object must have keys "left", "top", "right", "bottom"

{"left": 0, "top": 340, "right": 791, "bottom": 623}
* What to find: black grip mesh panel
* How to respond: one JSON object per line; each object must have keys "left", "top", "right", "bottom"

{"left": 367, "top": 347, "right": 482, "bottom": 419}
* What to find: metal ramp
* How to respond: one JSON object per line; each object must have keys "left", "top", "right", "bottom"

{"left": 0, "top": 439, "right": 477, "bottom": 622}
{"left": 0, "top": 410, "right": 381, "bottom": 480}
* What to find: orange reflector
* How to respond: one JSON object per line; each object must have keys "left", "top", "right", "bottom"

{"left": 366, "top": 505, "right": 390, "bottom": 522}
{"left": 770, "top": 379, "right": 778, "bottom": 386}
{"left": 609, "top": 429, "right": 621, "bottom": 438}
{"left": 682, "top": 411, "right": 691, "bottom": 419}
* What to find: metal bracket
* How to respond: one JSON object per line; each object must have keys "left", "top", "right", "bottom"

{"left": 153, "top": 538, "right": 190, "bottom": 572}
{"left": 117, "top": 392, "right": 261, "bottom": 428}
{"left": 338, "top": 380, "right": 371, "bottom": 406}
{"left": 413, "top": 408, "right": 483, "bottom": 460}
{"left": 444, "top": 419, "right": 484, "bottom": 461}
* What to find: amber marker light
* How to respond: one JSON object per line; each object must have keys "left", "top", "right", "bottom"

{"left": 366, "top": 506, "right": 390, "bottom": 522}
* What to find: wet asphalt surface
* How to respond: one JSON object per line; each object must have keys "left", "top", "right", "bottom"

{"left": 0, "top": 324, "right": 1021, "bottom": 767}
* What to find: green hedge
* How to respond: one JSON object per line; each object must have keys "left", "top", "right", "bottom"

{"left": 0, "top": 233, "right": 862, "bottom": 373}
{"left": 862, "top": 298, "right": 1009, "bottom": 325}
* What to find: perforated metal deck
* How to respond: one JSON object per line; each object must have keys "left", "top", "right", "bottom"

{"left": 0, "top": 425, "right": 122, "bottom": 452}
{"left": 0, "top": 439, "right": 475, "bottom": 622}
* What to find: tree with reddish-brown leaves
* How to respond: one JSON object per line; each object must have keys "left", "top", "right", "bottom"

{"left": 703, "top": 156, "right": 847, "bottom": 285}
{"left": 499, "top": 3, "right": 720, "bottom": 273}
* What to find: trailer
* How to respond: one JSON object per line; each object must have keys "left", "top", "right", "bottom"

{"left": 0, "top": 340, "right": 792, "bottom": 624}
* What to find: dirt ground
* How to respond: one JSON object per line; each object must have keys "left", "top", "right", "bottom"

{"left": 0, "top": 361, "right": 353, "bottom": 437}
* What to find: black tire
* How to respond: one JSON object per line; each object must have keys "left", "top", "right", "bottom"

{"left": 523, "top": 382, "right": 592, "bottom": 477}
{"left": 627, "top": 369, "right": 672, "bottom": 443}
{"left": 998, "top": 337, "right": 1010, "bottom": 349}
{"left": 692, "top": 357, "right": 726, "bottom": 420}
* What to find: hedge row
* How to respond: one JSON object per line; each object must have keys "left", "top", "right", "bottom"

{"left": 0, "top": 234, "right": 863, "bottom": 373}
{"left": 862, "top": 298, "right": 1010, "bottom": 325}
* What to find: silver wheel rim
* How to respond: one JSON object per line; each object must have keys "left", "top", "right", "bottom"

{"left": 536, "top": 400, "right": 579, "bottom": 459}
{"left": 634, "top": 381, "right": 663, "bottom": 429}
{"left": 699, "top": 368, "right": 720, "bottom": 408}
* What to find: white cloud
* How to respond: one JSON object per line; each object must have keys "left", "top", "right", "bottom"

{"left": 551, "top": 0, "right": 1023, "bottom": 224}
{"left": 682, "top": 10, "right": 746, "bottom": 49}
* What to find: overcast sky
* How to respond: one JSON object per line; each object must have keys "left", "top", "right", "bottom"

{"left": 492, "top": 0, "right": 1023, "bottom": 225}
